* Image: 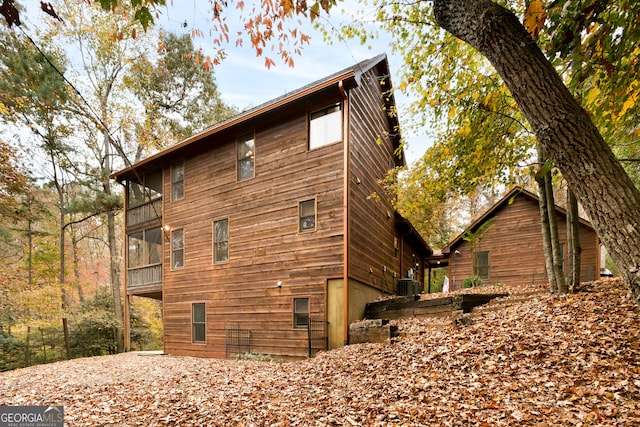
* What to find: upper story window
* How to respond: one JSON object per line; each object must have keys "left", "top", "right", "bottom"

{"left": 171, "top": 160, "right": 185, "bottom": 201}
{"left": 171, "top": 228, "right": 184, "bottom": 269}
{"left": 309, "top": 103, "right": 342, "bottom": 150}
{"left": 299, "top": 199, "right": 316, "bottom": 232}
{"left": 237, "top": 133, "right": 255, "bottom": 182}
{"left": 128, "top": 169, "right": 162, "bottom": 208}
{"left": 213, "top": 218, "right": 229, "bottom": 263}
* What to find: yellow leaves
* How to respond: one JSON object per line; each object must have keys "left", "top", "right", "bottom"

{"left": 523, "top": 0, "right": 547, "bottom": 38}
{"left": 618, "top": 82, "right": 638, "bottom": 118}
{"left": 448, "top": 106, "right": 457, "bottom": 121}
{"left": 585, "top": 86, "right": 601, "bottom": 107}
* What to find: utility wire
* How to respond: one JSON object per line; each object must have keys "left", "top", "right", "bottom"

{"left": 15, "top": 23, "right": 162, "bottom": 220}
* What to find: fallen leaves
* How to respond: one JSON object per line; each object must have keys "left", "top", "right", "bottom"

{"left": 1, "top": 278, "right": 639, "bottom": 425}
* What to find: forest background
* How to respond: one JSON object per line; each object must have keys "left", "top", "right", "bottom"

{"left": 0, "top": 0, "right": 638, "bottom": 370}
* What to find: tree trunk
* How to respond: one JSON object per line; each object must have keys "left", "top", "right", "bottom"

{"left": 535, "top": 147, "right": 557, "bottom": 291}
{"left": 433, "top": 0, "right": 640, "bottom": 304}
{"left": 103, "top": 132, "right": 124, "bottom": 353}
{"left": 567, "top": 187, "right": 582, "bottom": 291}
{"left": 544, "top": 175, "right": 568, "bottom": 294}
{"left": 71, "top": 231, "right": 85, "bottom": 304}
{"left": 59, "top": 206, "right": 71, "bottom": 360}
{"left": 107, "top": 209, "right": 124, "bottom": 353}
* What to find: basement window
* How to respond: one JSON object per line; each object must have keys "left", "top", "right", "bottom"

{"left": 192, "top": 303, "right": 206, "bottom": 343}
{"left": 293, "top": 298, "right": 309, "bottom": 329}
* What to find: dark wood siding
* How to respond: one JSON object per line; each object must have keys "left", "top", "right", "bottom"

{"left": 161, "top": 110, "right": 344, "bottom": 358}
{"left": 348, "top": 68, "right": 402, "bottom": 293}
{"left": 448, "top": 194, "right": 599, "bottom": 289}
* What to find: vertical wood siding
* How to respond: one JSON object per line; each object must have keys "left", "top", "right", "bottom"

{"left": 347, "top": 68, "right": 415, "bottom": 293}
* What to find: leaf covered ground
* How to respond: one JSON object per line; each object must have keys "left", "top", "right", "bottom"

{"left": 1, "top": 278, "right": 639, "bottom": 426}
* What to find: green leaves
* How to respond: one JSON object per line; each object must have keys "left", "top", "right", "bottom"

{"left": 133, "top": 6, "right": 153, "bottom": 30}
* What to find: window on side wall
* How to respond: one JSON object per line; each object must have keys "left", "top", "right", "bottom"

{"left": 293, "top": 298, "right": 309, "bottom": 329}
{"left": 213, "top": 218, "right": 229, "bottom": 263}
{"left": 172, "top": 160, "right": 185, "bottom": 201}
{"left": 309, "top": 103, "right": 342, "bottom": 150}
{"left": 171, "top": 228, "right": 184, "bottom": 269}
{"left": 473, "top": 251, "right": 489, "bottom": 281}
{"left": 299, "top": 199, "right": 316, "bottom": 232}
{"left": 192, "top": 302, "right": 206, "bottom": 343}
{"left": 237, "top": 133, "right": 255, "bottom": 182}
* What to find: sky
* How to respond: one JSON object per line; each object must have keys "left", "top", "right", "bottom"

{"left": 15, "top": 0, "right": 432, "bottom": 165}
{"left": 157, "top": 0, "right": 432, "bottom": 165}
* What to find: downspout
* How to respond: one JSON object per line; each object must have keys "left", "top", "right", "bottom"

{"left": 339, "top": 80, "right": 350, "bottom": 346}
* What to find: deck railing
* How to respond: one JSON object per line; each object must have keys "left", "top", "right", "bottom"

{"left": 127, "top": 264, "right": 162, "bottom": 293}
{"left": 127, "top": 198, "right": 162, "bottom": 227}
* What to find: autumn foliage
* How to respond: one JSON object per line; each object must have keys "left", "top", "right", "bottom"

{"left": 1, "top": 278, "right": 638, "bottom": 425}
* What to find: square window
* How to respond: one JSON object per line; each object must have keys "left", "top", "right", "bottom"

{"left": 309, "top": 103, "right": 342, "bottom": 149}
{"left": 299, "top": 199, "right": 316, "bottom": 232}
{"left": 172, "top": 160, "right": 185, "bottom": 201}
{"left": 172, "top": 229, "right": 184, "bottom": 269}
{"left": 237, "top": 134, "right": 255, "bottom": 182}
{"left": 213, "top": 219, "right": 229, "bottom": 263}
{"left": 192, "top": 303, "right": 206, "bottom": 343}
{"left": 293, "top": 298, "right": 309, "bottom": 329}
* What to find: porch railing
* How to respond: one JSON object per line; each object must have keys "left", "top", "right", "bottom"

{"left": 127, "top": 264, "right": 162, "bottom": 293}
{"left": 127, "top": 198, "right": 162, "bottom": 227}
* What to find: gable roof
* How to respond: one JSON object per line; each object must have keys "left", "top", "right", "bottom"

{"left": 112, "top": 53, "right": 400, "bottom": 182}
{"left": 440, "top": 186, "right": 596, "bottom": 255}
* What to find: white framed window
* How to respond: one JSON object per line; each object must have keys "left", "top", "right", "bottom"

{"left": 237, "top": 133, "right": 255, "bottom": 182}
{"left": 299, "top": 199, "right": 316, "bottom": 232}
{"left": 309, "top": 103, "right": 342, "bottom": 149}
{"left": 171, "top": 228, "right": 184, "bottom": 269}
{"left": 213, "top": 218, "right": 229, "bottom": 263}
{"left": 192, "top": 302, "right": 206, "bottom": 343}
{"left": 172, "top": 160, "right": 185, "bottom": 201}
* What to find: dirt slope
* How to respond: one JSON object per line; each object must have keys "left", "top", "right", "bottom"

{"left": 1, "top": 278, "right": 638, "bottom": 426}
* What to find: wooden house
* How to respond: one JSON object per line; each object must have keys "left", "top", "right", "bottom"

{"left": 429, "top": 187, "right": 600, "bottom": 290}
{"left": 111, "top": 54, "right": 431, "bottom": 358}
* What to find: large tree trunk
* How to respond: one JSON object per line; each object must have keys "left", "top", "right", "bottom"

{"left": 434, "top": 0, "right": 640, "bottom": 304}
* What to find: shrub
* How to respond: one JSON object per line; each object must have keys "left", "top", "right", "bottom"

{"left": 462, "top": 275, "right": 483, "bottom": 288}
